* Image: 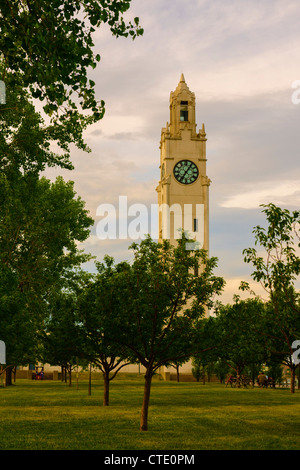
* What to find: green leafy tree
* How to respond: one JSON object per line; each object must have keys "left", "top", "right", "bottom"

{"left": 0, "top": 174, "right": 93, "bottom": 375}
{"left": 0, "top": 264, "right": 38, "bottom": 384}
{"left": 205, "top": 360, "right": 216, "bottom": 382}
{"left": 77, "top": 256, "right": 136, "bottom": 406}
{"left": 241, "top": 203, "right": 300, "bottom": 392}
{"left": 0, "top": 174, "right": 92, "bottom": 292}
{"left": 191, "top": 342, "right": 219, "bottom": 384}
{"left": 214, "top": 359, "right": 231, "bottom": 384}
{"left": 191, "top": 356, "right": 206, "bottom": 383}
{"left": 114, "top": 235, "right": 225, "bottom": 431}
{"left": 261, "top": 300, "right": 300, "bottom": 392}
{"left": 0, "top": 0, "right": 143, "bottom": 158}
{"left": 170, "top": 359, "right": 188, "bottom": 382}
{"left": 265, "top": 361, "right": 283, "bottom": 386}
{"left": 192, "top": 316, "right": 230, "bottom": 385}
{"left": 42, "top": 292, "right": 83, "bottom": 387}
{"left": 244, "top": 363, "right": 263, "bottom": 388}
{"left": 0, "top": 77, "right": 73, "bottom": 174}
{"left": 215, "top": 297, "right": 267, "bottom": 380}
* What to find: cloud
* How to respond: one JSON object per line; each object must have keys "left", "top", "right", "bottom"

{"left": 108, "top": 132, "right": 140, "bottom": 141}
{"left": 221, "top": 180, "right": 300, "bottom": 209}
{"left": 89, "top": 129, "right": 103, "bottom": 137}
{"left": 216, "top": 276, "right": 269, "bottom": 305}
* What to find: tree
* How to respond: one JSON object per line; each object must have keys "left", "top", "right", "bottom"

{"left": 0, "top": 76, "right": 73, "bottom": 174}
{"left": 0, "top": 263, "right": 38, "bottom": 384}
{"left": 170, "top": 359, "right": 188, "bottom": 382}
{"left": 213, "top": 359, "right": 230, "bottom": 384}
{"left": 42, "top": 292, "right": 83, "bottom": 387}
{"left": 0, "top": 173, "right": 93, "bottom": 374}
{"left": 0, "top": 173, "right": 93, "bottom": 291}
{"left": 191, "top": 335, "right": 219, "bottom": 385}
{"left": 191, "top": 357, "right": 206, "bottom": 383}
{"left": 114, "top": 235, "right": 225, "bottom": 431}
{"left": 0, "top": 1, "right": 143, "bottom": 159}
{"left": 241, "top": 203, "right": 300, "bottom": 392}
{"left": 77, "top": 256, "right": 135, "bottom": 406}
{"left": 214, "top": 297, "right": 267, "bottom": 381}
{"left": 261, "top": 300, "right": 300, "bottom": 392}
{"left": 265, "top": 360, "right": 283, "bottom": 386}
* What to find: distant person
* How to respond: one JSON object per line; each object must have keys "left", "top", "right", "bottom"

{"left": 225, "top": 374, "right": 234, "bottom": 387}
{"left": 258, "top": 372, "right": 267, "bottom": 387}
{"left": 268, "top": 376, "right": 275, "bottom": 388}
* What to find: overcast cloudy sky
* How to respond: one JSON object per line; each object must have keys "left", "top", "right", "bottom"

{"left": 45, "top": 0, "right": 300, "bottom": 304}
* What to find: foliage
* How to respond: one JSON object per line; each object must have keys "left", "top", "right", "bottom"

{"left": 242, "top": 203, "right": 300, "bottom": 305}
{"left": 265, "top": 361, "right": 283, "bottom": 385}
{"left": 0, "top": 0, "right": 143, "bottom": 157}
{"left": 77, "top": 256, "right": 136, "bottom": 405}
{"left": 0, "top": 76, "right": 74, "bottom": 173}
{"left": 117, "top": 236, "right": 224, "bottom": 371}
{"left": 241, "top": 203, "right": 300, "bottom": 392}
{"left": 191, "top": 356, "right": 205, "bottom": 382}
{"left": 0, "top": 264, "right": 37, "bottom": 368}
{"left": 0, "top": 173, "right": 93, "bottom": 289}
{"left": 42, "top": 292, "right": 84, "bottom": 385}
{"left": 0, "top": 173, "right": 93, "bottom": 367}
{"left": 214, "top": 297, "right": 268, "bottom": 376}
{"left": 261, "top": 300, "right": 300, "bottom": 383}
{"left": 214, "top": 360, "right": 231, "bottom": 384}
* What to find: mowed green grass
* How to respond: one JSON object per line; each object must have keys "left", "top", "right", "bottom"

{"left": 0, "top": 375, "right": 299, "bottom": 450}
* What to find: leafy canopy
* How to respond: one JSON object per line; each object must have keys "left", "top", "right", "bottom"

{"left": 113, "top": 235, "right": 225, "bottom": 373}
{"left": 0, "top": 0, "right": 143, "bottom": 158}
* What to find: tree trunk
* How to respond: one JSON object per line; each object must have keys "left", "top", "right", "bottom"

{"left": 236, "top": 365, "right": 243, "bottom": 388}
{"left": 88, "top": 364, "right": 92, "bottom": 396}
{"left": 103, "top": 372, "right": 110, "bottom": 406}
{"left": 176, "top": 365, "right": 180, "bottom": 382}
{"left": 5, "top": 367, "right": 13, "bottom": 386}
{"left": 68, "top": 365, "right": 72, "bottom": 386}
{"left": 290, "top": 367, "right": 296, "bottom": 394}
{"left": 140, "top": 370, "right": 152, "bottom": 431}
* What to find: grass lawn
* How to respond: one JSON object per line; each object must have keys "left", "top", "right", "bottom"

{"left": 0, "top": 375, "right": 299, "bottom": 450}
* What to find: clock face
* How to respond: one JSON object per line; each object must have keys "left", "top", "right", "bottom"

{"left": 173, "top": 160, "right": 199, "bottom": 184}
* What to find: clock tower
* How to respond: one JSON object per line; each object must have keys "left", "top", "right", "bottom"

{"left": 156, "top": 74, "right": 210, "bottom": 253}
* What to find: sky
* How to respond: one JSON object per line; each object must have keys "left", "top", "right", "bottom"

{"left": 45, "top": 0, "right": 300, "bottom": 304}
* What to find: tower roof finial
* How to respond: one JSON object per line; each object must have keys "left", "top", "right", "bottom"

{"left": 174, "top": 73, "right": 190, "bottom": 95}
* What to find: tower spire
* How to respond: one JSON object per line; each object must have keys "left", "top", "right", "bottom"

{"left": 169, "top": 74, "right": 196, "bottom": 137}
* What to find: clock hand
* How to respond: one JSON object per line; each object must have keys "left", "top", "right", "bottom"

{"left": 182, "top": 167, "right": 190, "bottom": 180}
{"left": 177, "top": 166, "right": 189, "bottom": 182}
{"left": 179, "top": 169, "right": 188, "bottom": 181}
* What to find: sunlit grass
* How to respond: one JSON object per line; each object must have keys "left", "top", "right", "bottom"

{"left": 0, "top": 375, "right": 299, "bottom": 450}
